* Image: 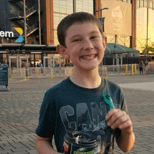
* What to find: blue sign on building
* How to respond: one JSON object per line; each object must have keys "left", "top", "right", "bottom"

{"left": 99, "top": 17, "right": 105, "bottom": 32}
{"left": 0, "top": 64, "right": 8, "bottom": 90}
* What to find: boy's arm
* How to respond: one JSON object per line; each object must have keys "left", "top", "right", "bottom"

{"left": 106, "top": 109, "right": 135, "bottom": 153}
{"left": 36, "top": 135, "right": 61, "bottom": 154}
{"left": 115, "top": 130, "right": 135, "bottom": 153}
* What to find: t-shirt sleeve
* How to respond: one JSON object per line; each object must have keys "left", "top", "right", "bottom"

{"left": 35, "top": 90, "right": 56, "bottom": 138}
{"left": 114, "top": 88, "right": 128, "bottom": 139}
{"left": 120, "top": 89, "right": 128, "bottom": 113}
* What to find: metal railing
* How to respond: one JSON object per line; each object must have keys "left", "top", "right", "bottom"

{"left": 26, "top": 5, "right": 37, "bottom": 18}
{"left": 147, "top": 63, "right": 154, "bottom": 74}
{"left": 104, "top": 64, "right": 138, "bottom": 75}
{"left": 27, "top": 23, "right": 38, "bottom": 36}
{"left": 8, "top": 67, "right": 26, "bottom": 79}
{"left": 8, "top": 64, "right": 154, "bottom": 80}
{"left": 17, "top": 1, "right": 28, "bottom": 10}
{"left": 10, "top": 11, "right": 23, "bottom": 19}
{"left": 15, "top": 19, "right": 30, "bottom": 29}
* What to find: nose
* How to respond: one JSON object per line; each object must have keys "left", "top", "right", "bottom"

{"left": 83, "top": 39, "right": 94, "bottom": 51}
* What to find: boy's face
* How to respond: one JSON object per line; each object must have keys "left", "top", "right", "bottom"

{"left": 58, "top": 22, "right": 106, "bottom": 71}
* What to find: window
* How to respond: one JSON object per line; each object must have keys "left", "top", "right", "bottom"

{"left": 53, "top": 5, "right": 60, "bottom": 12}
{"left": 137, "top": 0, "right": 140, "bottom": 8}
{"left": 76, "top": 2, "right": 82, "bottom": 9}
{"left": 144, "top": 0, "right": 147, "bottom": 7}
{"left": 54, "top": 16, "right": 60, "bottom": 22}
{"left": 60, "top": 7, "right": 67, "bottom": 14}
{"left": 140, "top": 0, "right": 144, "bottom": 7}
{"left": 126, "top": 0, "right": 131, "bottom": 3}
{"left": 150, "top": 1, "right": 153, "bottom": 9}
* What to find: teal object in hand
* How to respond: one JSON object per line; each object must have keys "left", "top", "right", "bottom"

{"left": 103, "top": 94, "right": 114, "bottom": 110}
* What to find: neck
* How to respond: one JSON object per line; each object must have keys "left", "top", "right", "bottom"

{"left": 70, "top": 66, "right": 101, "bottom": 89}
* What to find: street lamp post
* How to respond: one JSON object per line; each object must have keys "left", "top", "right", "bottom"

{"left": 94, "top": 7, "right": 108, "bottom": 32}
{"left": 73, "top": 0, "right": 76, "bottom": 13}
{"left": 94, "top": 7, "right": 108, "bottom": 17}
{"left": 113, "top": 45, "right": 116, "bottom": 72}
{"left": 94, "top": 7, "right": 108, "bottom": 65}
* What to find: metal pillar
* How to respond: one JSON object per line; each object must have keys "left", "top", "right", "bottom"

{"left": 38, "top": 0, "right": 41, "bottom": 44}
{"left": 24, "top": 0, "right": 27, "bottom": 44}
{"left": 115, "top": 35, "right": 118, "bottom": 44}
{"left": 43, "top": 56, "right": 53, "bottom": 68}
{"left": 9, "top": 56, "right": 19, "bottom": 68}
{"left": 146, "top": 0, "right": 149, "bottom": 47}
{"left": 120, "top": 56, "right": 123, "bottom": 65}
{"left": 130, "top": 0, "right": 137, "bottom": 49}
{"left": 19, "top": 56, "right": 29, "bottom": 67}
{"left": 73, "top": 0, "right": 76, "bottom": 13}
{"left": 34, "top": 54, "right": 36, "bottom": 67}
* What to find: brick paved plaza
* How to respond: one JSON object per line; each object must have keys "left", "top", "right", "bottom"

{"left": 0, "top": 74, "right": 154, "bottom": 154}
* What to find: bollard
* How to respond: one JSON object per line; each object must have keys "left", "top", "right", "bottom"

{"left": 134, "top": 64, "right": 137, "bottom": 75}
{"left": 22, "top": 77, "right": 27, "bottom": 81}
{"left": 131, "top": 64, "right": 134, "bottom": 75}
{"left": 50, "top": 74, "right": 54, "bottom": 80}
{"left": 125, "top": 64, "right": 128, "bottom": 75}
{"left": 105, "top": 74, "right": 109, "bottom": 79}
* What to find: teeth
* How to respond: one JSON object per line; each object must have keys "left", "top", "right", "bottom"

{"left": 82, "top": 55, "right": 96, "bottom": 60}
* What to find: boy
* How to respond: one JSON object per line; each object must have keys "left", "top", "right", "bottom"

{"left": 35, "top": 12, "right": 135, "bottom": 154}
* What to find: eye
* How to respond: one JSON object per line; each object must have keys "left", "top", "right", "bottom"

{"left": 90, "top": 36, "right": 97, "bottom": 39}
{"left": 73, "top": 38, "right": 81, "bottom": 42}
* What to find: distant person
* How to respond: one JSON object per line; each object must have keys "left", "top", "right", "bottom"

{"left": 145, "top": 59, "right": 148, "bottom": 67}
{"left": 144, "top": 60, "right": 148, "bottom": 74}
{"left": 21, "top": 62, "right": 25, "bottom": 67}
{"left": 39, "top": 63, "right": 43, "bottom": 67}
{"left": 37, "top": 63, "right": 40, "bottom": 67}
{"left": 35, "top": 12, "right": 135, "bottom": 154}
{"left": 61, "top": 62, "right": 65, "bottom": 67}
{"left": 139, "top": 61, "right": 144, "bottom": 74}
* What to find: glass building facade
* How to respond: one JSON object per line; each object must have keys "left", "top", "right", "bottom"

{"left": 103, "top": 0, "right": 132, "bottom": 48}
{"left": 102, "top": 0, "right": 154, "bottom": 53}
{"left": 117, "top": 0, "right": 131, "bottom": 3}
{"left": 53, "top": 0, "right": 93, "bottom": 45}
{"left": 136, "top": 0, "right": 154, "bottom": 53}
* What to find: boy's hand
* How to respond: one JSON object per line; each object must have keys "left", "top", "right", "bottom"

{"left": 106, "top": 109, "right": 133, "bottom": 134}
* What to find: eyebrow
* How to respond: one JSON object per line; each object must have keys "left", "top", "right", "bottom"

{"left": 89, "top": 31, "right": 100, "bottom": 34}
{"left": 69, "top": 31, "right": 100, "bottom": 41}
{"left": 69, "top": 34, "right": 81, "bottom": 41}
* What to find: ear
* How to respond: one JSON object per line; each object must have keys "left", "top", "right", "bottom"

{"left": 56, "top": 44, "right": 70, "bottom": 59}
{"left": 103, "top": 36, "right": 107, "bottom": 48}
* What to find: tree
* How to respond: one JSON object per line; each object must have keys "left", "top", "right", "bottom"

{"left": 141, "top": 42, "right": 154, "bottom": 55}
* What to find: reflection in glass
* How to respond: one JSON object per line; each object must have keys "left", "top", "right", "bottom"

{"left": 140, "top": 0, "right": 144, "bottom": 7}
{"left": 150, "top": 1, "right": 153, "bottom": 9}
{"left": 144, "top": 0, "right": 147, "bottom": 7}
{"left": 53, "top": 0, "right": 93, "bottom": 45}
{"left": 137, "top": 0, "right": 140, "bottom": 8}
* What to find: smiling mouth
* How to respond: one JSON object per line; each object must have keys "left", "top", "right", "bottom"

{"left": 80, "top": 54, "right": 97, "bottom": 60}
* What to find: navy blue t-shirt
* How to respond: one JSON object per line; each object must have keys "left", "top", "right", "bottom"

{"left": 35, "top": 77, "right": 127, "bottom": 154}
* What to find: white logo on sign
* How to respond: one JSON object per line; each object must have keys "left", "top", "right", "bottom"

{"left": 112, "top": 6, "right": 122, "bottom": 22}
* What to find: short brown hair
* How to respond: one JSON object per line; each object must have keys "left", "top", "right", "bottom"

{"left": 57, "top": 12, "right": 103, "bottom": 47}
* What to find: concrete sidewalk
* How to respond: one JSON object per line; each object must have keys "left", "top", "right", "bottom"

{"left": 0, "top": 75, "right": 154, "bottom": 154}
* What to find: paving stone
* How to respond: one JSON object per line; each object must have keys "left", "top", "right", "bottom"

{"left": 0, "top": 149, "right": 13, "bottom": 153}
{"left": 26, "top": 149, "right": 38, "bottom": 154}
{"left": 0, "top": 75, "right": 154, "bottom": 154}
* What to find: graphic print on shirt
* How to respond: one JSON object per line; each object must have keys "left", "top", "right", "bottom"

{"left": 59, "top": 102, "right": 113, "bottom": 153}
{"left": 59, "top": 102, "right": 108, "bottom": 132}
